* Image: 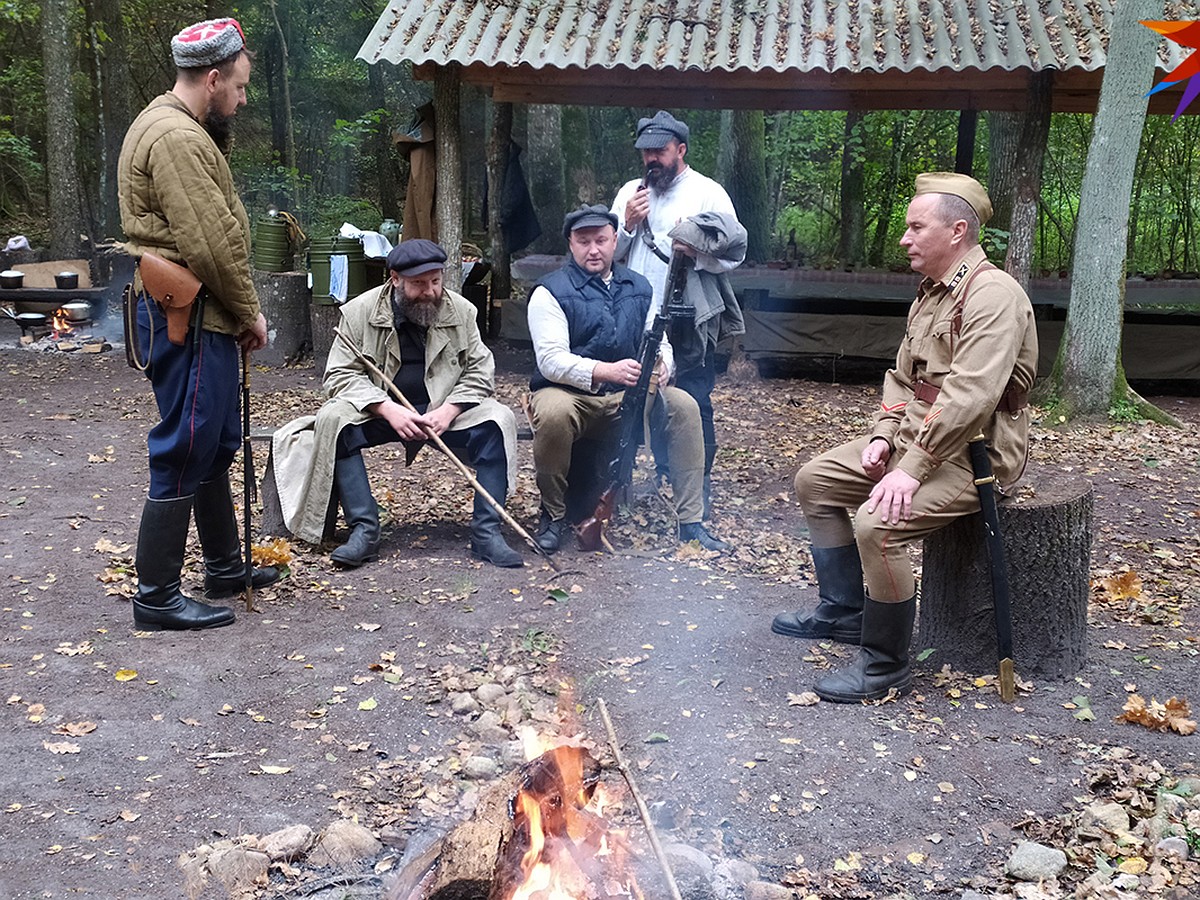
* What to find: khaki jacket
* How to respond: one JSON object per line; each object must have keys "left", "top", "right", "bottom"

{"left": 873, "top": 245, "right": 1038, "bottom": 490}
{"left": 117, "top": 92, "right": 259, "bottom": 335}
{"left": 272, "top": 285, "right": 518, "bottom": 543}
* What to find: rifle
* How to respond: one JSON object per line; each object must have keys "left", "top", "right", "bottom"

{"left": 577, "top": 251, "right": 691, "bottom": 551}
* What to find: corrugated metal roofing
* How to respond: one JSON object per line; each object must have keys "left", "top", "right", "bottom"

{"left": 357, "top": 0, "right": 1194, "bottom": 74}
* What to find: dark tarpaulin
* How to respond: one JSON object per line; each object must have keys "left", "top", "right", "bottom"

{"left": 482, "top": 140, "right": 541, "bottom": 254}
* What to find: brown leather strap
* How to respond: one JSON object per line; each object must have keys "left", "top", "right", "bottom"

{"left": 912, "top": 378, "right": 1028, "bottom": 413}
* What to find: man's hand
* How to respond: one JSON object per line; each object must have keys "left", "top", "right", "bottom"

{"left": 671, "top": 239, "right": 697, "bottom": 259}
{"left": 372, "top": 400, "right": 436, "bottom": 441}
{"left": 593, "top": 358, "right": 642, "bottom": 389}
{"left": 423, "top": 402, "right": 462, "bottom": 437}
{"left": 624, "top": 187, "right": 650, "bottom": 230}
{"left": 861, "top": 437, "right": 891, "bottom": 482}
{"left": 866, "top": 469, "right": 921, "bottom": 526}
{"left": 238, "top": 313, "right": 268, "bottom": 352}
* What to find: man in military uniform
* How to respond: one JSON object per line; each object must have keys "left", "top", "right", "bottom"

{"left": 773, "top": 173, "right": 1038, "bottom": 703}
{"left": 118, "top": 18, "right": 281, "bottom": 631}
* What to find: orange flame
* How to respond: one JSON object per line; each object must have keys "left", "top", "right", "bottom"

{"left": 50, "top": 308, "right": 74, "bottom": 336}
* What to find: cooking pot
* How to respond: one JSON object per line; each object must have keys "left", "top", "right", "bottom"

{"left": 55, "top": 272, "right": 79, "bottom": 290}
{"left": 1, "top": 270, "right": 24, "bottom": 289}
{"left": 61, "top": 301, "right": 91, "bottom": 322}
{"left": 15, "top": 311, "right": 47, "bottom": 328}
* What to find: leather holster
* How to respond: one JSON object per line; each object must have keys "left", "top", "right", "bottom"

{"left": 139, "top": 252, "right": 204, "bottom": 346}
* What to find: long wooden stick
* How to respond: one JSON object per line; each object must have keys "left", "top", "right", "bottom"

{"left": 242, "top": 347, "right": 255, "bottom": 613}
{"left": 332, "top": 327, "right": 560, "bottom": 571}
{"left": 597, "top": 698, "right": 683, "bottom": 900}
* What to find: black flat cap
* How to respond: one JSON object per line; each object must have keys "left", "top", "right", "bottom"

{"left": 386, "top": 238, "right": 447, "bottom": 277}
{"left": 562, "top": 204, "right": 618, "bottom": 239}
{"left": 635, "top": 110, "right": 689, "bottom": 149}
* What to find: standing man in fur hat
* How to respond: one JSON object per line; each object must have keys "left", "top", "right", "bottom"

{"left": 118, "top": 17, "right": 281, "bottom": 631}
{"left": 772, "top": 173, "right": 1038, "bottom": 702}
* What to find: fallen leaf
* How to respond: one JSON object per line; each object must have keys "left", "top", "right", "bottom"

{"left": 787, "top": 691, "right": 820, "bottom": 706}
{"left": 358, "top": 697, "right": 378, "bottom": 711}
{"left": 1116, "top": 694, "right": 1196, "bottom": 735}
{"left": 259, "top": 765, "right": 291, "bottom": 775}
{"left": 114, "top": 669, "right": 138, "bottom": 682}
{"left": 53, "top": 721, "right": 96, "bottom": 736}
{"left": 43, "top": 741, "right": 80, "bottom": 754}
{"left": 644, "top": 732, "right": 670, "bottom": 744}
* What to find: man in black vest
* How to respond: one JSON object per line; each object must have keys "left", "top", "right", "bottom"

{"left": 526, "top": 205, "right": 729, "bottom": 554}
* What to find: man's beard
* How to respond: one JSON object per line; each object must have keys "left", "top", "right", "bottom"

{"left": 644, "top": 159, "right": 680, "bottom": 191}
{"left": 400, "top": 292, "right": 443, "bottom": 328}
{"left": 203, "top": 106, "right": 234, "bottom": 153}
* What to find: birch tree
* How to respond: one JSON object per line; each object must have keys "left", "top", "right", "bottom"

{"left": 42, "top": 0, "right": 87, "bottom": 258}
{"left": 1052, "top": 0, "right": 1174, "bottom": 422}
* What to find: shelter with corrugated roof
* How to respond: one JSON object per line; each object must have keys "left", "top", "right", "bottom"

{"left": 357, "top": 0, "right": 1190, "bottom": 113}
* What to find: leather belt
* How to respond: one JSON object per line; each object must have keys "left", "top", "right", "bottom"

{"left": 912, "top": 379, "right": 1028, "bottom": 414}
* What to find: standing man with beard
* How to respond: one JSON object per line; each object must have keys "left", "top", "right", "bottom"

{"left": 270, "top": 239, "right": 523, "bottom": 569}
{"left": 611, "top": 111, "right": 745, "bottom": 516}
{"left": 118, "top": 18, "right": 281, "bottom": 631}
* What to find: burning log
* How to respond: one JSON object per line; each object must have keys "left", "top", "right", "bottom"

{"left": 391, "top": 745, "right": 643, "bottom": 900}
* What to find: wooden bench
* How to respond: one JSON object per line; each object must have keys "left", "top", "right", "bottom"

{"left": 918, "top": 466, "right": 1094, "bottom": 680}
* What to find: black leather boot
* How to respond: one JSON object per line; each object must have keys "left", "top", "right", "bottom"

{"left": 772, "top": 544, "right": 866, "bottom": 643}
{"left": 330, "top": 454, "right": 381, "bottom": 567}
{"left": 813, "top": 595, "right": 917, "bottom": 703}
{"left": 534, "top": 509, "right": 567, "bottom": 554}
{"left": 679, "top": 521, "right": 730, "bottom": 552}
{"left": 194, "top": 475, "right": 283, "bottom": 600}
{"left": 469, "top": 463, "right": 523, "bottom": 568}
{"left": 132, "top": 496, "right": 235, "bottom": 631}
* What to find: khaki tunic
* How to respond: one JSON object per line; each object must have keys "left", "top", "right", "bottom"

{"left": 875, "top": 244, "right": 1038, "bottom": 490}
{"left": 272, "top": 285, "right": 518, "bottom": 543}
{"left": 117, "top": 92, "right": 260, "bottom": 336}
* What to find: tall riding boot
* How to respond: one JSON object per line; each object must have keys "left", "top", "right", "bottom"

{"left": 194, "top": 475, "right": 284, "bottom": 600}
{"left": 330, "top": 454, "right": 381, "bottom": 567}
{"left": 702, "top": 443, "right": 716, "bottom": 520}
{"left": 132, "top": 496, "right": 235, "bottom": 630}
{"left": 813, "top": 595, "right": 917, "bottom": 703}
{"left": 771, "top": 544, "right": 866, "bottom": 644}
{"left": 469, "top": 463, "right": 523, "bottom": 568}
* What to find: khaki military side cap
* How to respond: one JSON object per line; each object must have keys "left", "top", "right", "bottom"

{"left": 914, "top": 172, "right": 993, "bottom": 226}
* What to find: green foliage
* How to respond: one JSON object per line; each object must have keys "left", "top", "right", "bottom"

{"left": 304, "top": 194, "right": 382, "bottom": 241}
{"left": 330, "top": 109, "right": 387, "bottom": 150}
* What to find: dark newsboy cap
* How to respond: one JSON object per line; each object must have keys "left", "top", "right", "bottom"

{"left": 635, "top": 110, "right": 689, "bottom": 149}
{"left": 561, "top": 204, "right": 618, "bottom": 239}
{"left": 387, "top": 238, "right": 447, "bottom": 277}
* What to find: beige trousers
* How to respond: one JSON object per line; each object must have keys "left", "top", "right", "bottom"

{"left": 530, "top": 385, "right": 705, "bottom": 524}
{"left": 794, "top": 436, "right": 981, "bottom": 601}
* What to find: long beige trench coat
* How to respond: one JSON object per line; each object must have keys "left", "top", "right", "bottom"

{"left": 271, "top": 284, "right": 518, "bottom": 543}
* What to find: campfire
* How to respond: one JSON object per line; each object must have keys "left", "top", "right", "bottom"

{"left": 9, "top": 304, "right": 112, "bottom": 353}
{"left": 396, "top": 725, "right": 653, "bottom": 900}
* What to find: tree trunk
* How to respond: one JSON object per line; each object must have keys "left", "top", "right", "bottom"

{"left": 986, "top": 112, "right": 1022, "bottom": 236}
{"left": 954, "top": 110, "right": 978, "bottom": 175}
{"left": 869, "top": 116, "right": 906, "bottom": 266}
{"left": 1056, "top": 0, "right": 1160, "bottom": 419}
{"left": 368, "top": 63, "right": 400, "bottom": 220}
{"left": 268, "top": 0, "right": 298, "bottom": 183}
{"left": 838, "top": 110, "right": 865, "bottom": 266}
{"left": 86, "top": 0, "right": 132, "bottom": 239}
{"left": 1003, "top": 72, "right": 1053, "bottom": 292}
{"left": 526, "top": 104, "right": 565, "bottom": 254}
{"left": 486, "top": 100, "right": 513, "bottom": 312}
{"left": 716, "top": 109, "right": 770, "bottom": 264}
{"left": 919, "top": 467, "right": 1093, "bottom": 680}
{"left": 434, "top": 64, "right": 464, "bottom": 292}
{"left": 42, "top": 0, "right": 87, "bottom": 259}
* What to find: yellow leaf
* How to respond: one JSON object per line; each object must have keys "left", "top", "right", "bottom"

{"left": 53, "top": 721, "right": 96, "bottom": 737}
{"left": 114, "top": 669, "right": 138, "bottom": 682}
{"left": 906, "top": 851, "right": 925, "bottom": 865}
{"left": 1117, "top": 857, "right": 1148, "bottom": 875}
{"left": 1097, "top": 570, "right": 1142, "bottom": 602}
{"left": 358, "top": 697, "right": 378, "bottom": 711}
{"left": 259, "top": 765, "right": 291, "bottom": 775}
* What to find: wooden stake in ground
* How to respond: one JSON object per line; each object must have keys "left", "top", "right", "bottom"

{"left": 598, "top": 698, "right": 683, "bottom": 900}
{"left": 332, "top": 327, "right": 561, "bottom": 572}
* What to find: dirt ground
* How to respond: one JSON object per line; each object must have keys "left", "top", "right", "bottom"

{"left": 2, "top": 327, "right": 1199, "bottom": 900}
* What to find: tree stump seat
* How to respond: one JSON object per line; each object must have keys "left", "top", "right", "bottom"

{"left": 251, "top": 270, "right": 310, "bottom": 366}
{"left": 918, "top": 466, "right": 1093, "bottom": 680}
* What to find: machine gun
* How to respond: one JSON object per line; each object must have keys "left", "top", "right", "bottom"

{"left": 577, "top": 251, "right": 691, "bottom": 551}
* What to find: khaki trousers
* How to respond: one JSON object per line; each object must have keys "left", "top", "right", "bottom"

{"left": 530, "top": 385, "right": 705, "bottom": 524}
{"left": 794, "top": 437, "right": 980, "bottom": 601}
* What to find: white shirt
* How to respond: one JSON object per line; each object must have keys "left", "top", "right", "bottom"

{"left": 528, "top": 273, "right": 676, "bottom": 393}
{"left": 611, "top": 166, "right": 742, "bottom": 311}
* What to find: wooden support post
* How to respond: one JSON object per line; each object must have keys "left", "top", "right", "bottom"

{"left": 434, "top": 63, "right": 464, "bottom": 293}
{"left": 954, "top": 110, "right": 978, "bottom": 175}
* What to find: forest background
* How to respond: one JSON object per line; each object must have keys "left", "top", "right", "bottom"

{"left": 4, "top": 0, "right": 1200, "bottom": 280}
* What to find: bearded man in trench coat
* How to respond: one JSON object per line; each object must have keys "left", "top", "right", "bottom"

{"left": 271, "top": 239, "right": 521, "bottom": 568}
